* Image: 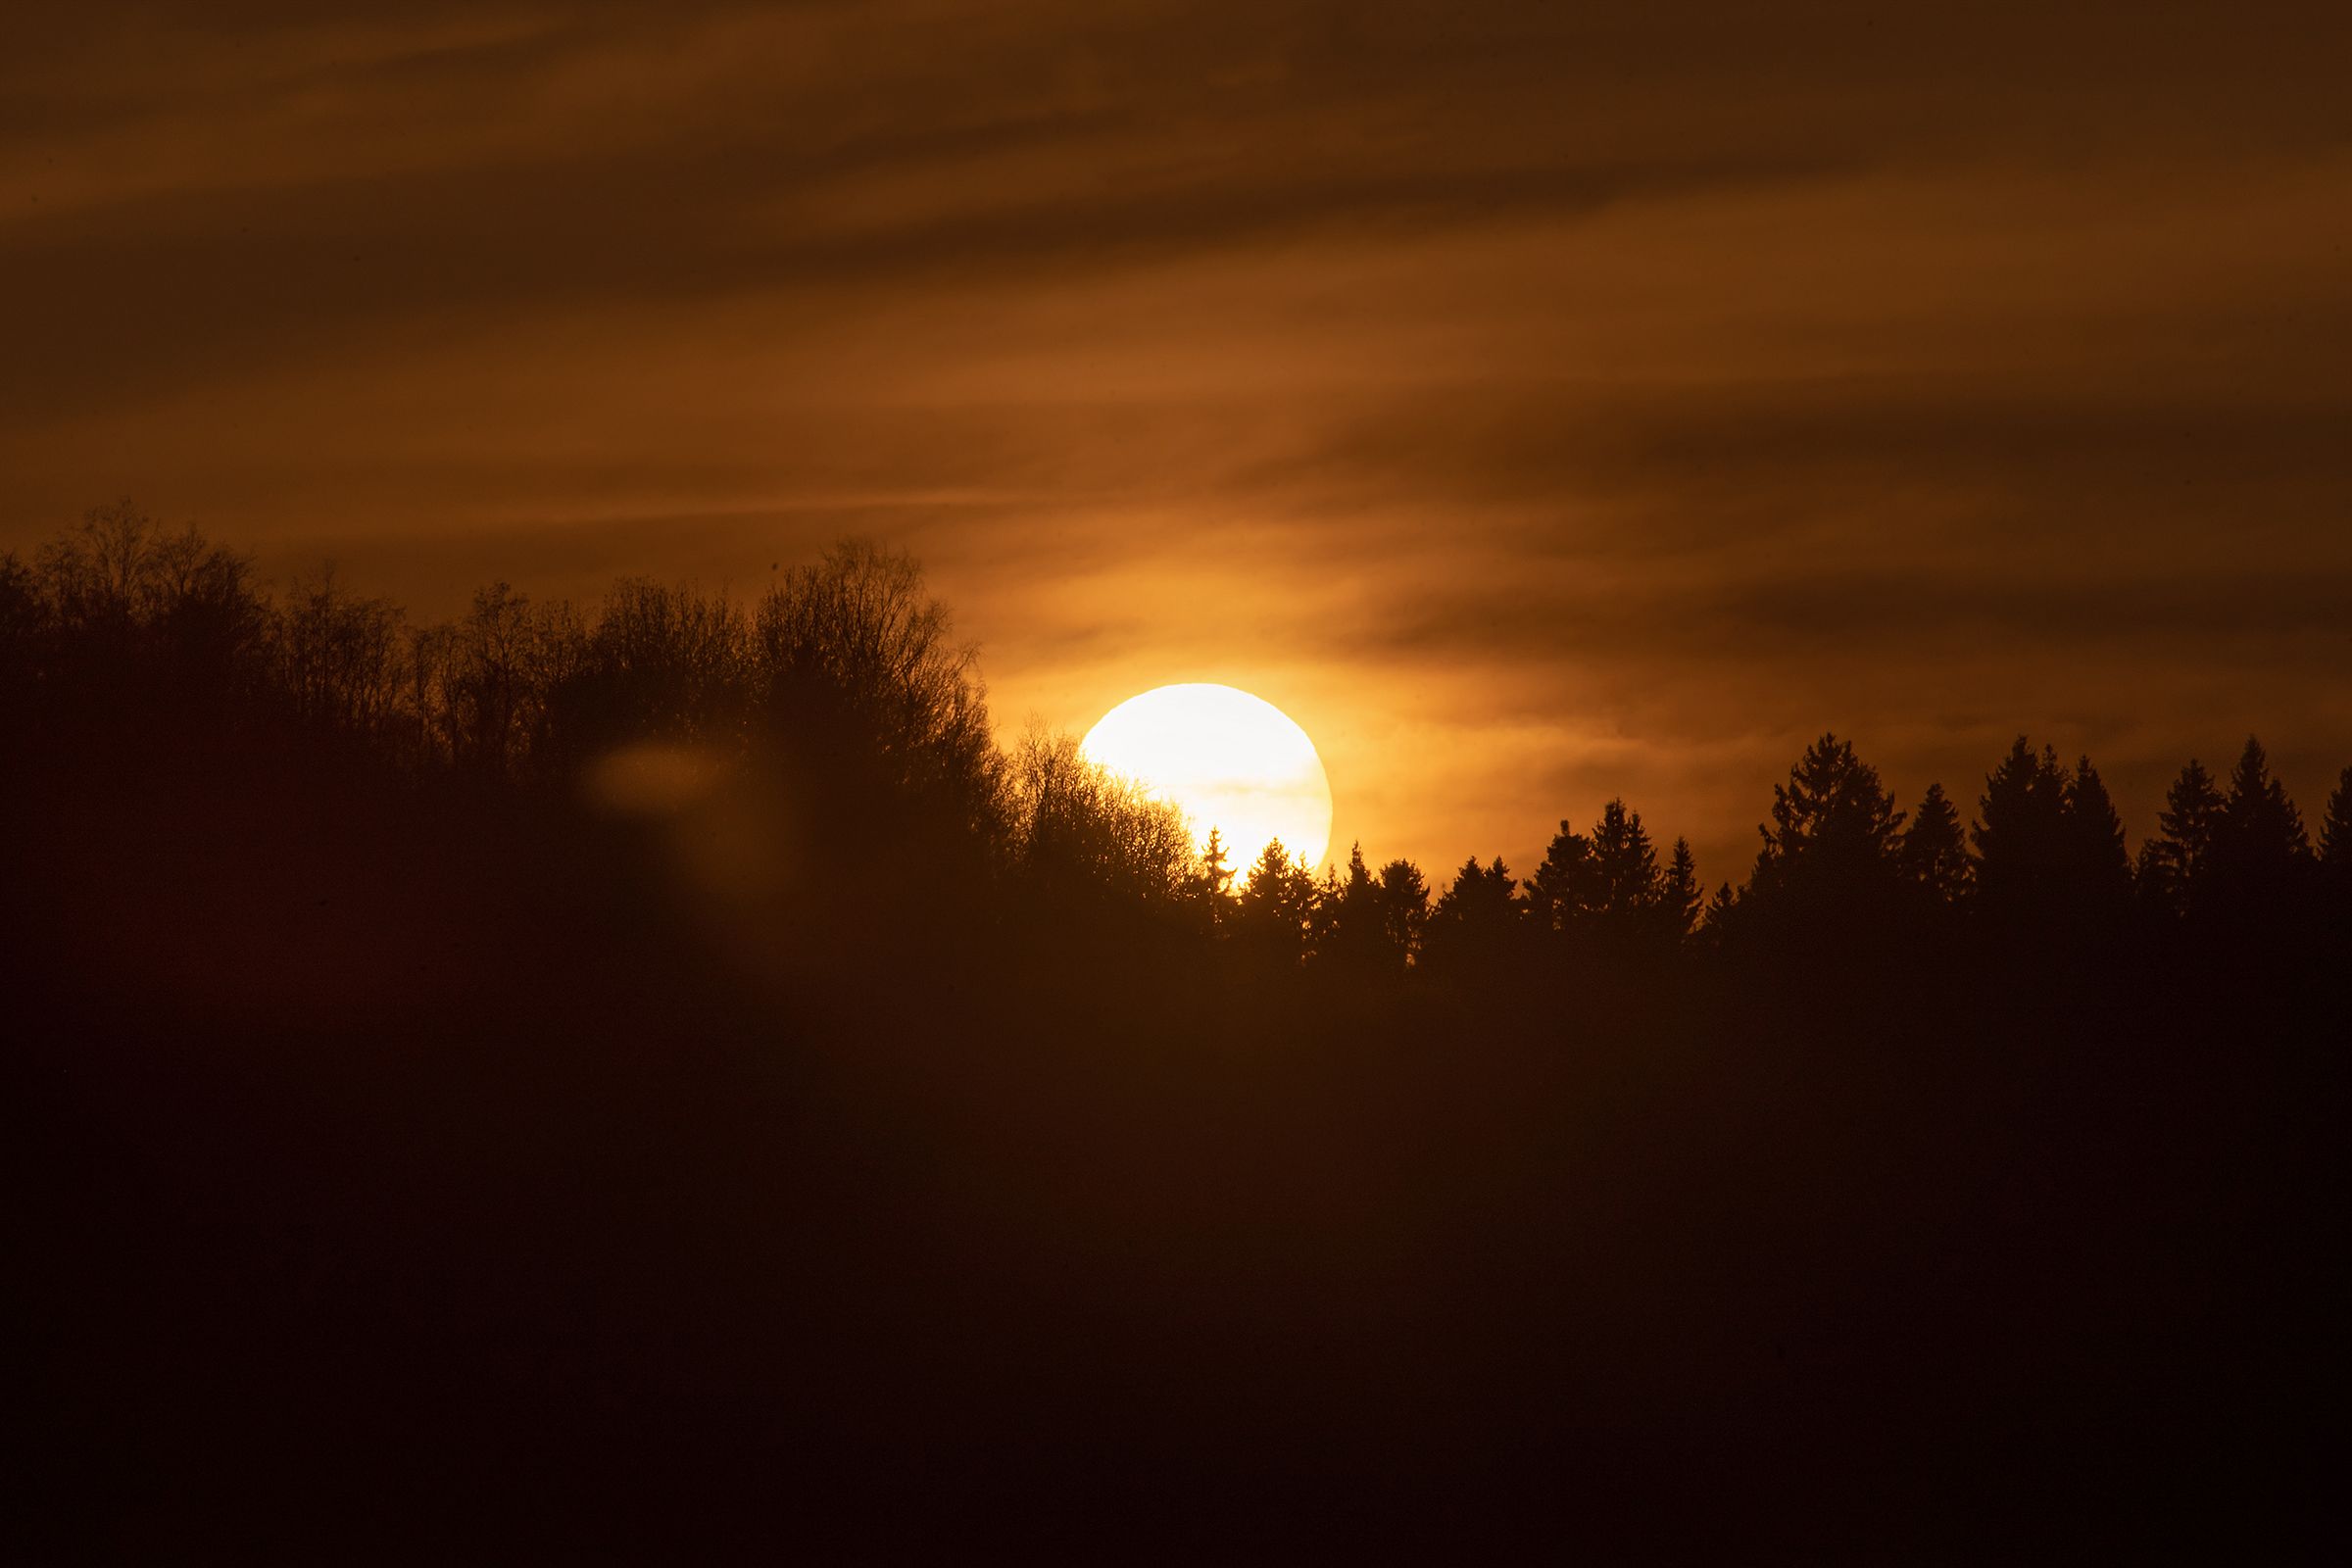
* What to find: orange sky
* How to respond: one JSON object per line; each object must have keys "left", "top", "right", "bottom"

{"left": 5, "top": 2, "right": 2349, "bottom": 884}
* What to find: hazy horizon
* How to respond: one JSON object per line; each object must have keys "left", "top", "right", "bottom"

{"left": 8, "top": 0, "right": 2348, "bottom": 884}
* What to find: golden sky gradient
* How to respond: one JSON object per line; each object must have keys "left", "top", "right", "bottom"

{"left": 5, "top": 1, "right": 2349, "bottom": 883}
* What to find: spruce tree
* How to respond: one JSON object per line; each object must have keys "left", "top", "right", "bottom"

{"left": 1658, "top": 838, "right": 1701, "bottom": 939}
{"left": 1316, "top": 842, "right": 1387, "bottom": 972}
{"left": 2149, "top": 758, "right": 2225, "bottom": 908}
{"left": 1972, "top": 738, "right": 2069, "bottom": 910}
{"left": 1696, "top": 882, "right": 1740, "bottom": 947}
{"left": 1524, "top": 822, "right": 1595, "bottom": 933}
{"left": 1234, "top": 838, "right": 1316, "bottom": 966}
{"left": 2059, "top": 756, "right": 2133, "bottom": 910}
{"left": 1425, "top": 857, "right": 1521, "bottom": 972}
{"left": 1899, "top": 782, "right": 1972, "bottom": 903}
{"left": 2220, "top": 736, "right": 2309, "bottom": 859}
{"left": 1748, "top": 733, "right": 1904, "bottom": 910}
{"left": 1374, "top": 858, "right": 1431, "bottom": 970}
{"left": 2320, "top": 766, "right": 2352, "bottom": 869}
{"left": 1590, "top": 799, "right": 1660, "bottom": 918}
{"left": 1197, "top": 826, "right": 1235, "bottom": 905}
{"left": 2209, "top": 737, "right": 2311, "bottom": 904}
{"left": 2320, "top": 766, "right": 2352, "bottom": 919}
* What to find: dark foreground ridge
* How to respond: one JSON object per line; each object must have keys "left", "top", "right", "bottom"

{"left": 11, "top": 507, "right": 2348, "bottom": 1556}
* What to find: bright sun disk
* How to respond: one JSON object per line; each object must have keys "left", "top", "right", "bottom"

{"left": 1080, "top": 683, "right": 1334, "bottom": 878}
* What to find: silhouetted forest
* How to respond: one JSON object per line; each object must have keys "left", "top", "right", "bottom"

{"left": 11, "top": 506, "right": 2347, "bottom": 1556}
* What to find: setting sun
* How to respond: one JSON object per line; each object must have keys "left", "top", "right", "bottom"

{"left": 13, "top": 6, "right": 2344, "bottom": 1548}
{"left": 1081, "top": 683, "right": 1334, "bottom": 876}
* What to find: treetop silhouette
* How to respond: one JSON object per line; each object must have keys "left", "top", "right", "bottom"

{"left": 6, "top": 505, "right": 2350, "bottom": 975}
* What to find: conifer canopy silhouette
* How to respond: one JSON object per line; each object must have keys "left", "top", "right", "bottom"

{"left": 1746, "top": 733, "right": 1904, "bottom": 915}
{"left": 7, "top": 508, "right": 2348, "bottom": 1559}
{"left": 1898, "top": 782, "right": 1972, "bottom": 903}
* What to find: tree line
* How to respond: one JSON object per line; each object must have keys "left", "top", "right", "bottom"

{"left": 14, "top": 504, "right": 2345, "bottom": 1556}
{"left": 7, "top": 502, "right": 2350, "bottom": 981}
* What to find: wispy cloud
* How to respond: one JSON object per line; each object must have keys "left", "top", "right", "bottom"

{"left": 5, "top": 1, "right": 2348, "bottom": 883}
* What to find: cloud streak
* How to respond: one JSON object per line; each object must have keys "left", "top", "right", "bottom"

{"left": 5, "top": 0, "right": 2348, "bottom": 885}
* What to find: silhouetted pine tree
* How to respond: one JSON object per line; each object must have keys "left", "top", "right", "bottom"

{"left": 2058, "top": 757, "right": 2133, "bottom": 916}
{"left": 1972, "top": 738, "right": 2070, "bottom": 912}
{"left": 1374, "top": 858, "right": 1430, "bottom": 970}
{"left": 2141, "top": 759, "right": 2224, "bottom": 916}
{"left": 1423, "top": 857, "right": 1521, "bottom": 975}
{"left": 1898, "top": 782, "right": 1972, "bottom": 904}
{"left": 2321, "top": 766, "right": 2352, "bottom": 924}
{"left": 2207, "top": 738, "right": 2311, "bottom": 912}
{"left": 1524, "top": 822, "right": 1595, "bottom": 933}
{"left": 1194, "top": 827, "right": 1236, "bottom": 928}
{"left": 2222, "top": 737, "right": 2308, "bottom": 855}
{"left": 1315, "top": 843, "right": 1392, "bottom": 974}
{"left": 1590, "top": 799, "right": 1661, "bottom": 918}
{"left": 1233, "top": 839, "right": 1317, "bottom": 967}
{"left": 1746, "top": 733, "right": 1905, "bottom": 917}
{"left": 2321, "top": 767, "right": 2352, "bottom": 871}
{"left": 1526, "top": 801, "right": 1673, "bottom": 961}
{"left": 1695, "top": 882, "right": 1740, "bottom": 948}
{"left": 1658, "top": 838, "right": 1701, "bottom": 940}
